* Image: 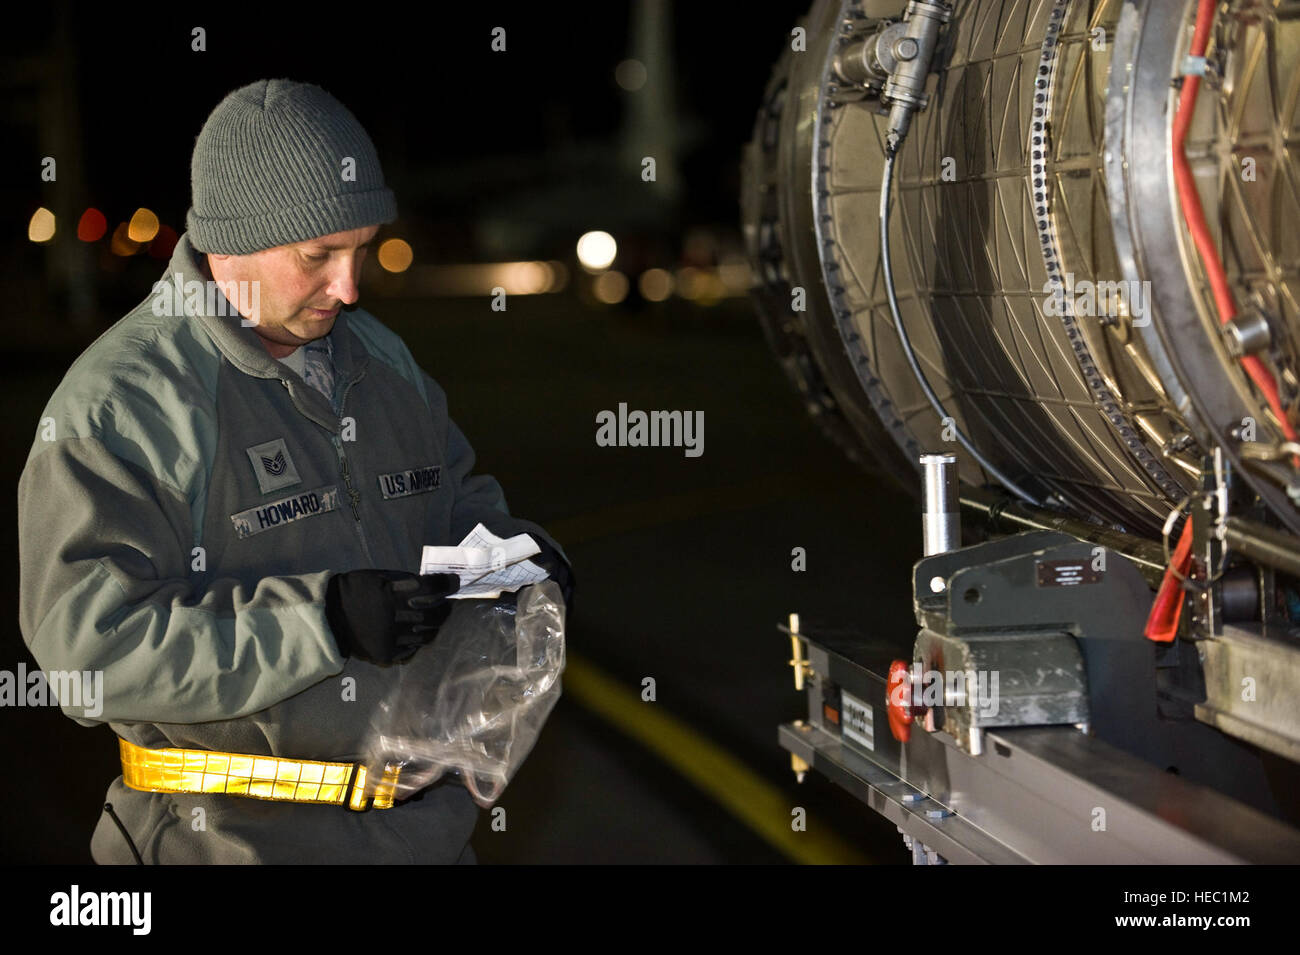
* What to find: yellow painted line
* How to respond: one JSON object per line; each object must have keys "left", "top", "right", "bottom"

{"left": 561, "top": 653, "right": 870, "bottom": 865}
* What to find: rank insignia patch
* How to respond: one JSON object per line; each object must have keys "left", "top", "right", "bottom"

{"left": 245, "top": 437, "right": 302, "bottom": 494}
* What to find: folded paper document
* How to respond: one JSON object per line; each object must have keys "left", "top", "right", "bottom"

{"left": 420, "top": 522, "right": 549, "bottom": 599}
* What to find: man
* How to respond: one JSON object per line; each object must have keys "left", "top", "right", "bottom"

{"left": 17, "top": 79, "right": 572, "bottom": 864}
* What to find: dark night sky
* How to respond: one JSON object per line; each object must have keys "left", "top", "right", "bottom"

{"left": 8, "top": 2, "right": 812, "bottom": 250}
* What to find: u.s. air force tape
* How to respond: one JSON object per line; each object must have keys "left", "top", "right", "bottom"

{"left": 231, "top": 485, "right": 340, "bottom": 539}
{"left": 377, "top": 464, "right": 441, "bottom": 500}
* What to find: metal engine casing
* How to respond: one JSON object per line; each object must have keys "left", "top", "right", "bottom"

{"left": 743, "top": 0, "right": 1300, "bottom": 536}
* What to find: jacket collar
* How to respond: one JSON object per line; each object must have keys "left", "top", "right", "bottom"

{"left": 167, "top": 232, "right": 369, "bottom": 386}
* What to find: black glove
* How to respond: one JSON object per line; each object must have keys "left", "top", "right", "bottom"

{"left": 325, "top": 570, "right": 460, "bottom": 664}
{"left": 530, "top": 539, "right": 575, "bottom": 609}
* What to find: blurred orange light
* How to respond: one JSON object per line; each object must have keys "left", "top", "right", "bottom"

{"left": 127, "top": 208, "right": 160, "bottom": 243}
{"left": 377, "top": 238, "right": 414, "bottom": 273}
{"left": 110, "top": 222, "right": 141, "bottom": 256}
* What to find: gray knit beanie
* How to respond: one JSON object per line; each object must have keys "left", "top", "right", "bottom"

{"left": 186, "top": 79, "right": 397, "bottom": 254}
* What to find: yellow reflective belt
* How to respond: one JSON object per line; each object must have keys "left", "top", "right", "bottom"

{"left": 119, "top": 737, "right": 400, "bottom": 811}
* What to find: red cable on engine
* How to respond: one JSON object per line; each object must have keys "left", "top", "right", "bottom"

{"left": 1172, "top": 0, "right": 1298, "bottom": 449}
{"left": 1147, "top": 0, "right": 1297, "bottom": 642}
{"left": 1144, "top": 516, "right": 1195, "bottom": 643}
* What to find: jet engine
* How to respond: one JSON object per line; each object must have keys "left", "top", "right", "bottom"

{"left": 745, "top": 0, "right": 1300, "bottom": 863}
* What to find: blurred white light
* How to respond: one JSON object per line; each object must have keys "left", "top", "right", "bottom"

{"left": 576, "top": 231, "right": 617, "bottom": 272}
{"left": 28, "top": 207, "right": 55, "bottom": 243}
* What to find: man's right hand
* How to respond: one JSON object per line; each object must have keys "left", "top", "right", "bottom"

{"left": 325, "top": 570, "right": 461, "bottom": 664}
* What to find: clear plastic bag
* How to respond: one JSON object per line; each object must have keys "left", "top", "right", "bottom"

{"left": 362, "top": 580, "right": 565, "bottom": 807}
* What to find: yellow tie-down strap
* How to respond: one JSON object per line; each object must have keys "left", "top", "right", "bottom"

{"left": 119, "top": 738, "right": 401, "bottom": 811}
